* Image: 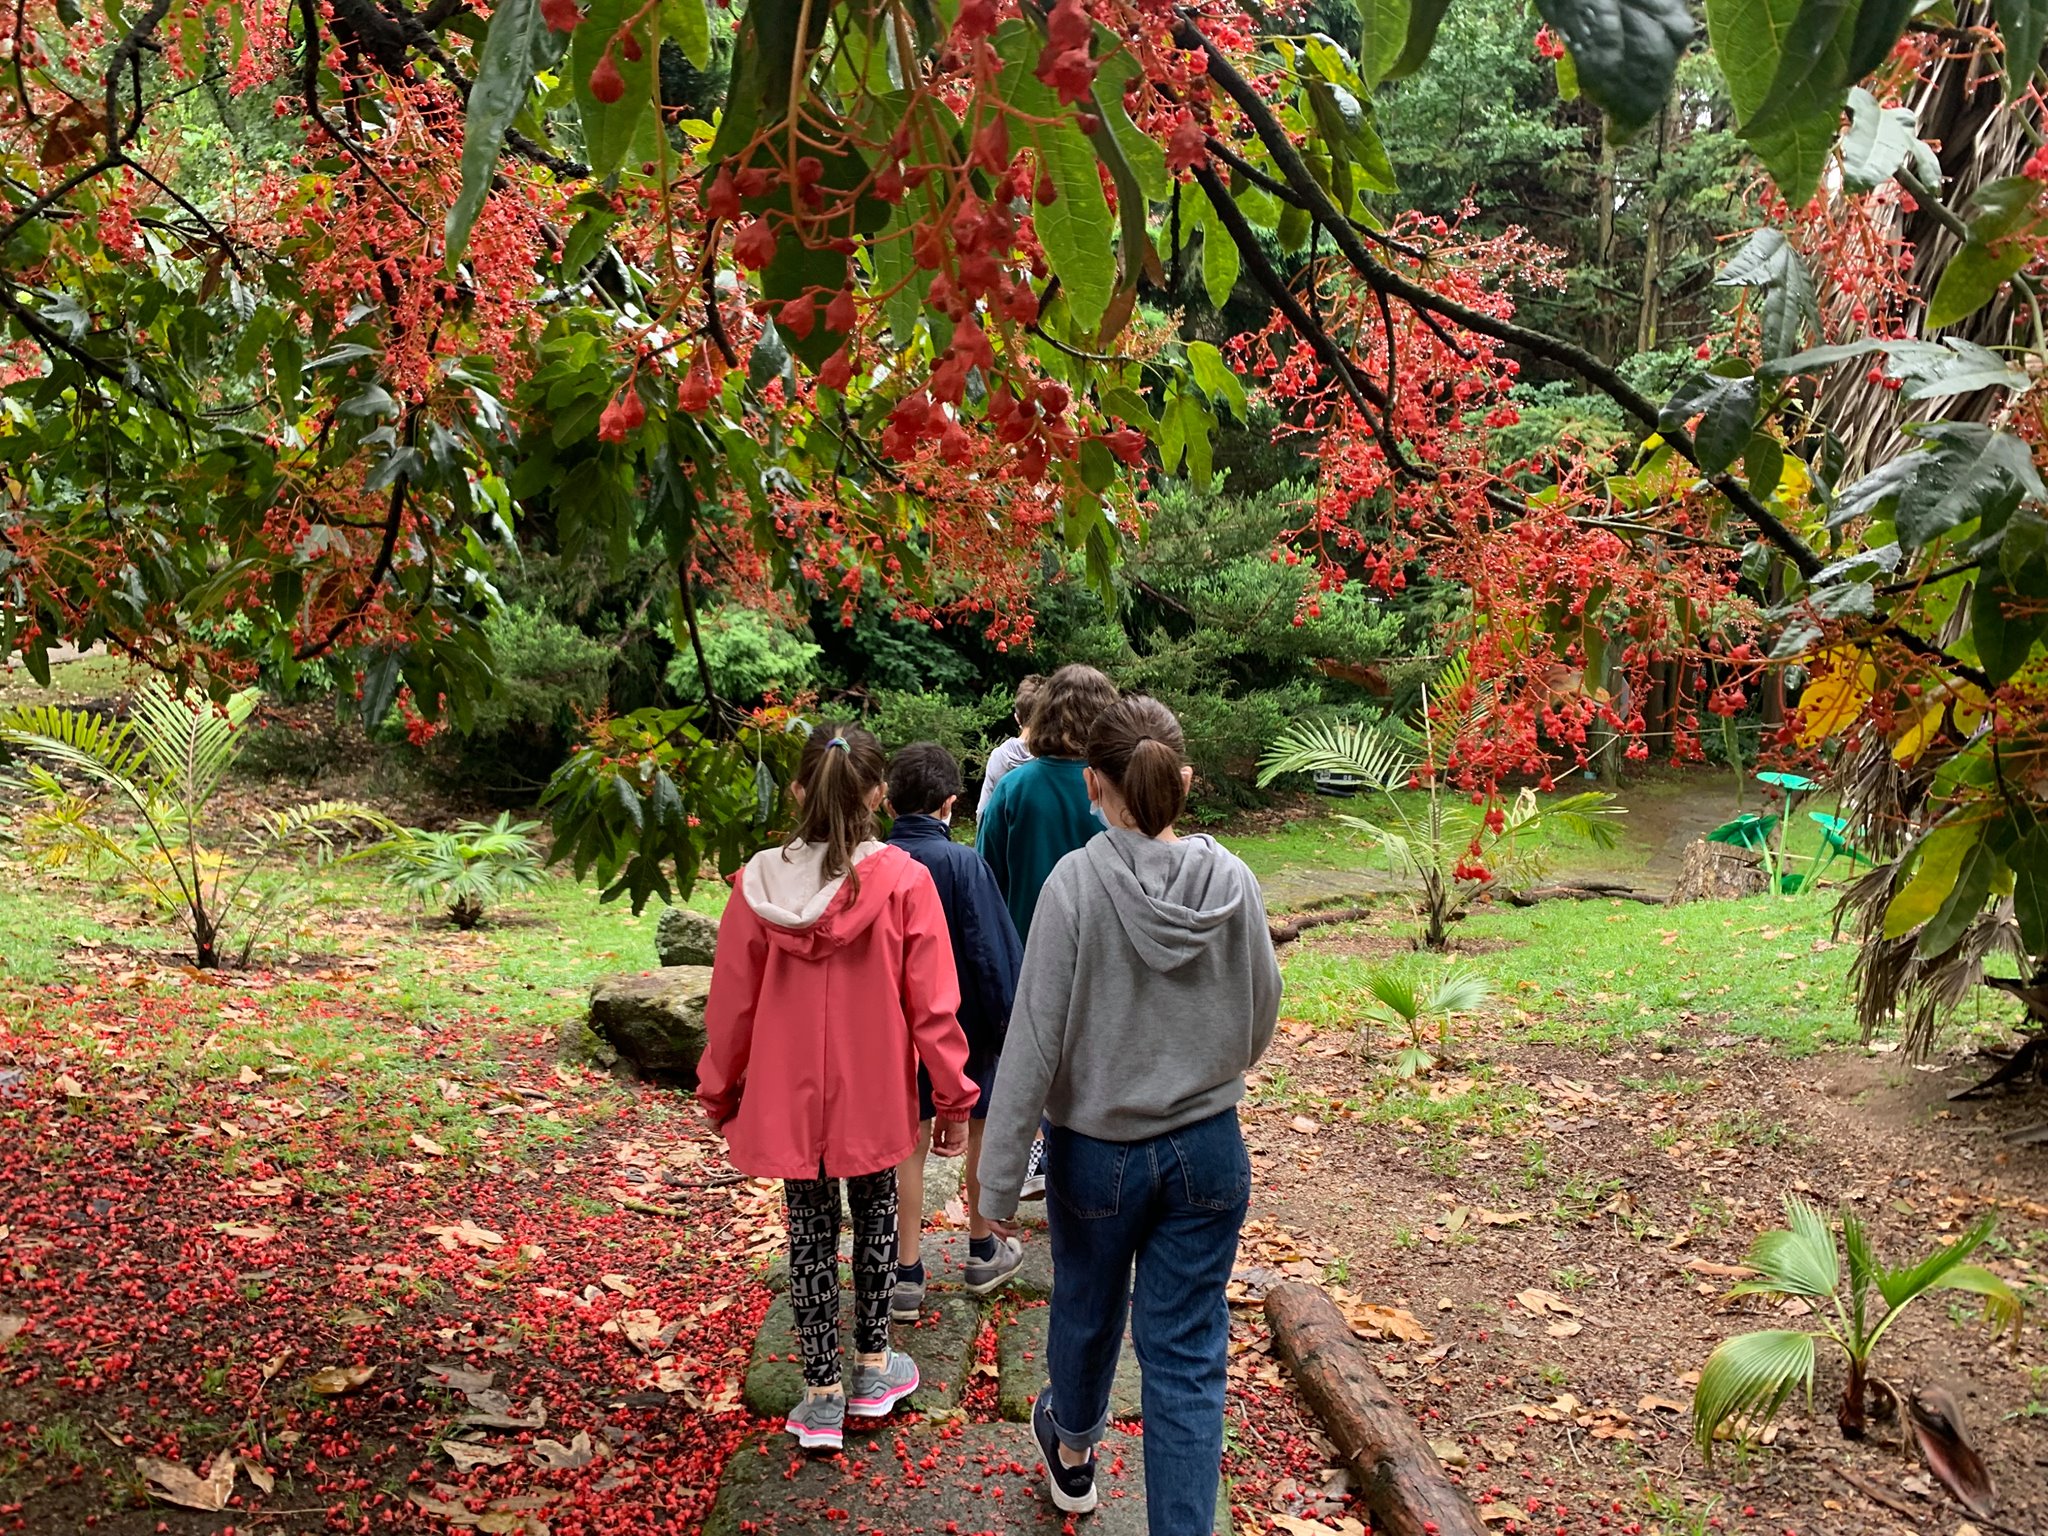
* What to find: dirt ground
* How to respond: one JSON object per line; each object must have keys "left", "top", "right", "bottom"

{"left": 1233, "top": 944, "right": 2048, "bottom": 1536}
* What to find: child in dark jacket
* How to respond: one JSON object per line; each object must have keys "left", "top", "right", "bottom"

{"left": 885, "top": 743, "right": 1027, "bottom": 1316}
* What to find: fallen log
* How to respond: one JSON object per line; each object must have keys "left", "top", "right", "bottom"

{"left": 1263, "top": 1281, "right": 1486, "bottom": 1536}
{"left": 1503, "top": 881, "right": 1664, "bottom": 907}
{"left": 1268, "top": 904, "right": 1378, "bottom": 949}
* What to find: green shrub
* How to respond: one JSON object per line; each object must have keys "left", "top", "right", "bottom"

{"left": 663, "top": 606, "right": 822, "bottom": 704}
{"left": 469, "top": 603, "right": 615, "bottom": 740}
{"left": 866, "top": 687, "right": 1011, "bottom": 772}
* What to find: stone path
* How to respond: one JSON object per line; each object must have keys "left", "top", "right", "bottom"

{"left": 712, "top": 1159, "right": 1217, "bottom": 1533}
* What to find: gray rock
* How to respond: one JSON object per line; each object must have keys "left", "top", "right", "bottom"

{"left": 555, "top": 1014, "right": 618, "bottom": 1071}
{"left": 586, "top": 966, "right": 712, "bottom": 1082}
{"left": 996, "top": 1296, "right": 1142, "bottom": 1423}
{"left": 656, "top": 905, "right": 720, "bottom": 967}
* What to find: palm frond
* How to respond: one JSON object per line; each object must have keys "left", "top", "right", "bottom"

{"left": 130, "top": 680, "right": 256, "bottom": 810}
{"left": 1874, "top": 1216, "right": 1993, "bottom": 1312}
{"left": 1928, "top": 1263, "right": 2026, "bottom": 1343}
{"left": 1257, "top": 719, "right": 1417, "bottom": 791}
{"left": 0, "top": 704, "right": 150, "bottom": 803}
{"left": 259, "top": 800, "right": 400, "bottom": 844}
{"left": 1730, "top": 1198, "right": 1840, "bottom": 1301}
{"left": 1528, "top": 791, "right": 1626, "bottom": 849}
{"left": 1692, "top": 1329, "right": 1817, "bottom": 1459}
{"left": 1363, "top": 968, "right": 1421, "bottom": 1023}
{"left": 1424, "top": 967, "right": 1493, "bottom": 1017}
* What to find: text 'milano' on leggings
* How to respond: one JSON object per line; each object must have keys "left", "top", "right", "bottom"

{"left": 782, "top": 1168, "right": 898, "bottom": 1388}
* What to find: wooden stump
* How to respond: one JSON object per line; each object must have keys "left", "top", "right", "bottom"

{"left": 1264, "top": 1282, "right": 1487, "bottom": 1536}
{"left": 1667, "top": 838, "right": 1766, "bottom": 905}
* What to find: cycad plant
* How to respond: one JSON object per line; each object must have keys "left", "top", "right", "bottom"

{"left": 389, "top": 814, "right": 547, "bottom": 929}
{"left": 1361, "top": 964, "right": 1493, "bottom": 1075}
{"left": 1, "top": 682, "right": 393, "bottom": 967}
{"left": 1257, "top": 683, "right": 1623, "bottom": 949}
{"left": 1694, "top": 1199, "right": 2022, "bottom": 1455}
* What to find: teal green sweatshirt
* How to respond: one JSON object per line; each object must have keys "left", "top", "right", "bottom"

{"left": 975, "top": 756, "right": 1098, "bottom": 945}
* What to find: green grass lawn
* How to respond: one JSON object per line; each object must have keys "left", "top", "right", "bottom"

{"left": 1277, "top": 889, "right": 1864, "bottom": 1056}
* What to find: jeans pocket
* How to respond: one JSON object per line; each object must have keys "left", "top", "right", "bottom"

{"left": 1046, "top": 1126, "right": 1126, "bottom": 1219}
{"left": 1171, "top": 1111, "right": 1250, "bottom": 1212}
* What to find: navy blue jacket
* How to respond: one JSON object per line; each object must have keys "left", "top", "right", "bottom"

{"left": 884, "top": 815, "right": 1022, "bottom": 1066}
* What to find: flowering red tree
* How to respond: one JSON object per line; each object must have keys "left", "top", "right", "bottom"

{"left": 0, "top": 0, "right": 2044, "bottom": 1035}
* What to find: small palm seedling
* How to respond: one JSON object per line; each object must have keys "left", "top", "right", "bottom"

{"left": 2, "top": 682, "right": 393, "bottom": 967}
{"left": 389, "top": 814, "right": 546, "bottom": 929}
{"left": 1360, "top": 964, "right": 1493, "bottom": 1075}
{"left": 1693, "top": 1198, "right": 2022, "bottom": 1456}
{"left": 1258, "top": 678, "right": 1621, "bottom": 950}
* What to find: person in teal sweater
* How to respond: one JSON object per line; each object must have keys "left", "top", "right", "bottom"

{"left": 977, "top": 664, "right": 1120, "bottom": 945}
{"left": 977, "top": 663, "right": 1119, "bottom": 1199}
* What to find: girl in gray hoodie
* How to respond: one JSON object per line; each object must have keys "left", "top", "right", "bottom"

{"left": 979, "top": 696, "right": 1281, "bottom": 1533}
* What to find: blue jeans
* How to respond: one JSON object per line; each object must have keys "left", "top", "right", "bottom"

{"left": 1044, "top": 1107, "right": 1248, "bottom": 1536}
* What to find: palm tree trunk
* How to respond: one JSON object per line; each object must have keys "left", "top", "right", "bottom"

{"left": 1838, "top": 1356, "right": 1870, "bottom": 1439}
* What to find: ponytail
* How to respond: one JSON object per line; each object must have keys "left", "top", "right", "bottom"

{"left": 788, "top": 722, "right": 887, "bottom": 892}
{"left": 1085, "top": 697, "right": 1188, "bottom": 837}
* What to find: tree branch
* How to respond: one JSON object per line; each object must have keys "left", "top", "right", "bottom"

{"left": 1176, "top": 15, "right": 1824, "bottom": 580}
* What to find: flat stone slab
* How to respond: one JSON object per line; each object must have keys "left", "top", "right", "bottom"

{"left": 702, "top": 1423, "right": 1223, "bottom": 1536}
{"left": 744, "top": 1293, "right": 981, "bottom": 1418}
{"left": 995, "top": 1297, "right": 1142, "bottom": 1424}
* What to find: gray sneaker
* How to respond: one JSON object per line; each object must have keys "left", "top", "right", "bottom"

{"left": 963, "top": 1236, "right": 1024, "bottom": 1295}
{"left": 784, "top": 1390, "right": 845, "bottom": 1451}
{"left": 891, "top": 1269, "right": 926, "bottom": 1323}
{"left": 846, "top": 1351, "right": 920, "bottom": 1418}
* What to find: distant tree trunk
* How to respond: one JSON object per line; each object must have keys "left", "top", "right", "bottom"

{"left": 1634, "top": 103, "right": 1674, "bottom": 355}
{"left": 1595, "top": 128, "right": 1619, "bottom": 358}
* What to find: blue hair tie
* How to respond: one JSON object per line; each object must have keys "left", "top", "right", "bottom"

{"left": 827, "top": 735, "right": 850, "bottom": 753}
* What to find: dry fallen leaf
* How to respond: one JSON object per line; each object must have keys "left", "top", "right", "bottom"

{"left": 1474, "top": 1209, "right": 1532, "bottom": 1227}
{"left": 424, "top": 1220, "right": 504, "bottom": 1251}
{"left": 237, "top": 1065, "right": 260, "bottom": 1087}
{"left": 411, "top": 1133, "right": 449, "bottom": 1157}
{"left": 240, "top": 1457, "right": 276, "bottom": 1494}
{"left": 306, "top": 1364, "right": 377, "bottom": 1396}
{"left": 1269, "top": 1515, "right": 1354, "bottom": 1536}
{"left": 215, "top": 1222, "right": 277, "bottom": 1242}
{"left": 136, "top": 1450, "right": 237, "bottom": 1511}
{"left": 461, "top": 1391, "right": 548, "bottom": 1430}
{"left": 445, "top": 1442, "right": 517, "bottom": 1470}
{"left": 1637, "top": 1393, "right": 1689, "bottom": 1414}
{"left": 53, "top": 1073, "right": 87, "bottom": 1098}
{"left": 0, "top": 1315, "right": 24, "bottom": 1346}
{"left": 699, "top": 1296, "right": 733, "bottom": 1318}
{"left": 1342, "top": 1301, "right": 1432, "bottom": 1343}
{"left": 1545, "top": 1319, "right": 1584, "bottom": 1339}
{"left": 424, "top": 1363, "right": 496, "bottom": 1395}
{"left": 599, "top": 1274, "right": 637, "bottom": 1297}
{"left": 528, "top": 1432, "right": 600, "bottom": 1470}
{"left": 1480, "top": 1503, "right": 1522, "bottom": 1525}
{"left": 615, "top": 1309, "right": 665, "bottom": 1354}
{"left": 245, "top": 1177, "right": 291, "bottom": 1197}
{"left": 1680, "top": 1257, "right": 1759, "bottom": 1280}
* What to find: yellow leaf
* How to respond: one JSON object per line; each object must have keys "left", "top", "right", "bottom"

{"left": 1794, "top": 658, "right": 1869, "bottom": 746}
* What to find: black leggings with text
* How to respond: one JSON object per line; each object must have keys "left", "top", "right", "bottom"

{"left": 783, "top": 1169, "right": 897, "bottom": 1388}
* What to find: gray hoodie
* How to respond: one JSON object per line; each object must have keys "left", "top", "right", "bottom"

{"left": 978, "top": 827, "right": 1282, "bottom": 1221}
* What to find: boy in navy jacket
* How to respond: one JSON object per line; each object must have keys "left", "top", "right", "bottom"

{"left": 884, "top": 742, "right": 1026, "bottom": 1315}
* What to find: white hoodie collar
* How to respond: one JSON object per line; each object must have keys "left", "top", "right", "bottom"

{"left": 742, "top": 839, "right": 884, "bottom": 929}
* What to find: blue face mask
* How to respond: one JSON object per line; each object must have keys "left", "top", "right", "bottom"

{"left": 1089, "top": 801, "right": 1107, "bottom": 826}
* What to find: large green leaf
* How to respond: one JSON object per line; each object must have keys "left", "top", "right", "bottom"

{"left": 997, "top": 24, "right": 1115, "bottom": 332}
{"left": 1883, "top": 818, "right": 1979, "bottom": 938}
{"left": 1744, "top": 0, "right": 1863, "bottom": 137}
{"left": 1715, "top": 228, "right": 1819, "bottom": 360}
{"left": 1838, "top": 86, "right": 1916, "bottom": 192}
{"left": 572, "top": 0, "right": 658, "bottom": 178}
{"left": 1356, "top": 0, "right": 1410, "bottom": 86}
{"left": 1875, "top": 1216, "right": 1993, "bottom": 1311}
{"left": 1890, "top": 422, "right": 2047, "bottom": 550}
{"left": 447, "top": 0, "right": 540, "bottom": 268}
{"left": 2014, "top": 826, "right": 2048, "bottom": 955}
{"left": 1533, "top": 0, "right": 1692, "bottom": 134}
{"left": 1384, "top": 0, "right": 1453, "bottom": 79}
{"left": 1926, "top": 238, "right": 2032, "bottom": 328}
{"left": 663, "top": 0, "right": 711, "bottom": 67}
{"left": 1659, "top": 371, "right": 1760, "bottom": 473}
{"left": 1707, "top": 0, "right": 1846, "bottom": 201}
{"left": 1993, "top": 0, "right": 2048, "bottom": 100}
{"left": 1918, "top": 835, "right": 1999, "bottom": 956}
{"left": 1187, "top": 340, "right": 1248, "bottom": 419}
{"left": 1972, "top": 573, "right": 2048, "bottom": 684}
{"left": 1692, "top": 1329, "right": 1816, "bottom": 1459}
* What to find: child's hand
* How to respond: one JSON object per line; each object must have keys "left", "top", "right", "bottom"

{"left": 931, "top": 1118, "right": 969, "bottom": 1157}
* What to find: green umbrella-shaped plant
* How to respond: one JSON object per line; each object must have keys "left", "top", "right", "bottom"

{"left": 1360, "top": 964, "right": 1494, "bottom": 1076}
{"left": 1694, "top": 1199, "right": 2022, "bottom": 1456}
